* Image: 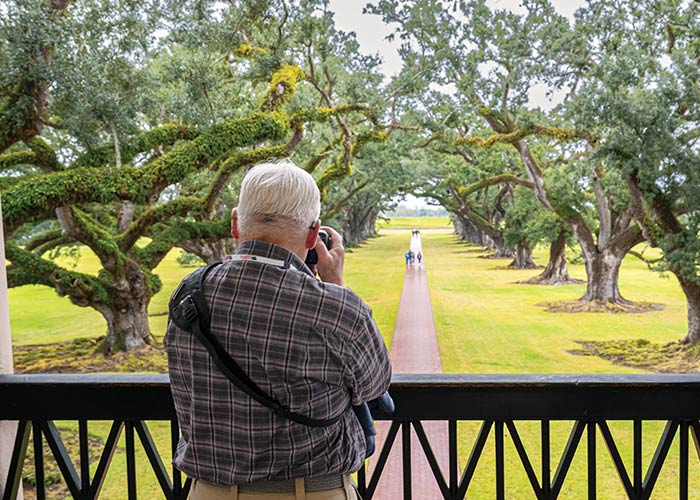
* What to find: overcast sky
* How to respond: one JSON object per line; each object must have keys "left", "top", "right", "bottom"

{"left": 327, "top": 1, "right": 587, "bottom": 209}
{"left": 328, "top": 0, "right": 587, "bottom": 80}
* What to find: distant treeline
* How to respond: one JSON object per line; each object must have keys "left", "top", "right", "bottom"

{"left": 382, "top": 205, "right": 449, "bottom": 218}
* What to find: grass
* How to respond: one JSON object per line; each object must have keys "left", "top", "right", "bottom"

{"left": 344, "top": 232, "right": 408, "bottom": 349}
{"left": 420, "top": 232, "right": 694, "bottom": 499}
{"left": 9, "top": 247, "right": 192, "bottom": 346}
{"left": 375, "top": 216, "right": 452, "bottom": 230}
{"left": 7, "top": 221, "right": 698, "bottom": 499}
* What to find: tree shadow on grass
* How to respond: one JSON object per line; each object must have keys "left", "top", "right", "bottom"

{"left": 13, "top": 337, "right": 168, "bottom": 374}
{"left": 569, "top": 339, "right": 700, "bottom": 373}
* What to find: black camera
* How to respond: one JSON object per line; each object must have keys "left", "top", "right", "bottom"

{"left": 305, "top": 229, "right": 331, "bottom": 266}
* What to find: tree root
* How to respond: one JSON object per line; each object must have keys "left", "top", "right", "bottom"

{"left": 538, "top": 299, "right": 664, "bottom": 314}
{"left": 516, "top": 275, "right": 585, "bottom": 286}
{"left": 568, "top": 339, "right": 700, "bottom": 373}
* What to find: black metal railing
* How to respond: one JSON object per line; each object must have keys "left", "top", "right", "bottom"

{"left": 2, "top": 373, "right": 700, "bottom": 500}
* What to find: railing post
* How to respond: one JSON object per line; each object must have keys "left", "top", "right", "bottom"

{"left": 0, "top": 195, "right": 21, "bottom": 500}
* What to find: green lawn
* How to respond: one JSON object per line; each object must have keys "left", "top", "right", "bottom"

{"left": 376, "top": 216, "right": 452, "bottom": 230}
{"left": 9, "top": 247, "right": 193, "bottom": 346}
{"left": 7, "top": 225, "right": 697, "bottom": 499}
{"left": 421, "top": 232, "right": 693, "bottom": 500}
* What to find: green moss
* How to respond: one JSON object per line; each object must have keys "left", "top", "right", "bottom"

{"left": 260, "top": 65, "right": 305, "bottom": 112}
{"left": 458, "top": 124, "right": 580, "bottom": 149}
{"left": 1, "top": 166, "right": 148, "bottom": 230}
{"left": 316, "top": 129, "right": 388, "bottom": 195}
{"left": 70, "top": 207, "right": 127, "bottom": 268}
{"left": 25, "top": 136, "right": 61, "bottom": 171}
{"left": 6, "top": 243, "right": 111, "bottom": 306}
{"left": 72, "top": 123, "right": 197, "bottom": 169}
{"left": 0, "top": 150, "right": 37, "bottom": 171}
{"left": 144, "top": 112, "right": 289, "bottom": 190}
{"left": 233, "top": 44, "right": 267, "bottom": 57}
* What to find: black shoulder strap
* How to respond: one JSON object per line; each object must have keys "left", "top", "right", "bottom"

{"left": 169, "top": 262, "right": 345, "bottom": 428}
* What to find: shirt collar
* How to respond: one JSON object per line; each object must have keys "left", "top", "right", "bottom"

{"left": 234, "top": 240, "right": 314, "bottom": 277}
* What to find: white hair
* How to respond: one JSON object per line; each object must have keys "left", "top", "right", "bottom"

{"left": 237, "top": 160, "right": 320, "bottom": 235}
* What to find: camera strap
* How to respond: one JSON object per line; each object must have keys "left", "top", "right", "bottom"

{"left": 169, "top": 260, "right": 346, "bottom": 428}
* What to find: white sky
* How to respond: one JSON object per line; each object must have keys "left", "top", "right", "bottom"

{"left": 328, "top": 0, "right": 587, "bottom": 209}
{"left": 329, "top": 0, "right": 586, "bottom": 79}
{"left": 328, "top": 0, "right": 587, "bottom": 103}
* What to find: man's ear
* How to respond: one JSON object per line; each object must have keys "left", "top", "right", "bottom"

{"left": 231, "top": 208, "right": 240, "bottom": 240}
{"left": 305, "top": 220, "right": 321, "bottom": 250}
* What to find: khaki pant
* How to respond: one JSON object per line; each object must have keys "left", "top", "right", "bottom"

{"left": 189, "top": 476, "right": 361, "bottom": 500}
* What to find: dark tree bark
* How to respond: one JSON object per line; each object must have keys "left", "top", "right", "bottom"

{"left": 448, "top": 186, "right": 513, "bottom": 258}
{"left": 509, "top": 139, "right": 646, "bottom": 305}
{"left": 96, "top": 272, "right": 154, "bottom": 352}
{"left": 508, "top": 241, "right": 537, "bottom": 269}
{"left": 485, "top": 235, "right": 514, "bottom": 258}
{"left": 573, "top": 220, "right": 643, "bottom": 304}
{"left": 339, "top": 203, "right": 379, "bottom": 247}
{"left": 180, "top": 238, "right": 235, "bottom": 264}
{"left": 629, "top": 176, "right": 700, "bottom": 342}
{"left": 453, "top": 215, "right": 485, "bottom": 246}
{"left": 525, "top": 230, "right": 583, "bottom": 285}
{"left": 677, "top": 276, "right": 700, "bottom": 344}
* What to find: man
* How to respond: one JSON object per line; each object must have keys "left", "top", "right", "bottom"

{"left": 165, "top": 160, "right": 392, "bottom": 500}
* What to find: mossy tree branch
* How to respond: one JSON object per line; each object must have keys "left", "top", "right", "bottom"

{"left": 321, "top": 179, "right": 370, "bottom": 221}
{"left": 24, "top": 228, "right": 66, "bottom": 252}
{"left": 135, "top": 218, "right": 231, "bottom": 269}
{"left": 0, "top": 0, "right": 70, "bottom": 154}
{"left": 118, "top": 197, "right": 205, "bottom": 252}
{"left": 457, "top": 174, "right": 534, "bottom": 198}
{"left": 5, "top": 242, "right": 110, "bottom": 307}
{"left": 0, "top": 150, "right": 38, "bottom": 172}
{"left": 457, "top": 124, "right": 588, "bottom": 149}
{"left": 0, "top": 112, "right": 289, "bottom": 236}
{"left": 202, "top": 145, "right": 288, "bottom": 215}
{"left": 71, "top": 123, "right": 198, "bottom": 169}
{"left": 25, "top": 136, "right": 62, "bottom": 172}
{"left": 56, "top": 206, "right": 126, "bottom": 273}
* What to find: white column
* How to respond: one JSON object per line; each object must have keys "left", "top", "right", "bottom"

{"left": 0, "top": 195, "right": 21, "bottom": 498}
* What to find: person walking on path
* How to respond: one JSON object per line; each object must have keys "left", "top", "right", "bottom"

{"left": 166, "top": 160, "right": 392, "bottom": 500}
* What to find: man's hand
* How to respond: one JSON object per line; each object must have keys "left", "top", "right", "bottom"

{"left": 314, "top": 226, "right": 344, "bottom": 286}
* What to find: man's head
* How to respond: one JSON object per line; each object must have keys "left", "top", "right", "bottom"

{"left": 232, "top": 160, "right": 321, "bottom": 253}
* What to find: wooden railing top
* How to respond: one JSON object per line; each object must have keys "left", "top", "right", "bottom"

{"left": 2, "top": 373, "right": 700, "bottom": 420}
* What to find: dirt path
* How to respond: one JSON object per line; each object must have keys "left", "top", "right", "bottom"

{"left": 370, "top": 251, "right": 449, "bottom": 500}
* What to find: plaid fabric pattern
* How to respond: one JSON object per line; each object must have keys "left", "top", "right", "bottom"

{"left": 165, "top": 240, "right": 392, "bottom": 486}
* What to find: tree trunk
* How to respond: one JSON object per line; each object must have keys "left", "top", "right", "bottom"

{"left": 526, "top": 231, "right": 583, "bottom": 285}
{"left": 508, "top": 241, "right": 537, "bottom": 269}
{"left": 487, "top": 234, "right": 513, "bottom": 258}
{"left": 453, "top": 215, "right": 485, "bottom": 246}
{"left": 339, "top": 204, "right": 379, "bottom": 247}
{"left": 674, "top": 275, "right": 700, "bottom": 344}
{"left": 96, "top": 264, "right": 155, "bottom": 353}
{"left": 98, "top": 300, "right": 153, "bottom": 352}
{"left": 117, "top": 201, "right": 136, "bottom": 233}
{"left": 580, "top": 248, "right": 629, "bottom": 304}
{"left": 180, "top": 238, "right": 235, "bottom": 264}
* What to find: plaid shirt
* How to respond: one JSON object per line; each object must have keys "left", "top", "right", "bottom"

{"left": 165, "top": 240, "right": 392, "bottom": 486}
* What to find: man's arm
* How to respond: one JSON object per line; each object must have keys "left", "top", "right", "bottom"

{"left": 314, "top": 225, "right": 392, "bottom": 402}
{"left": 344, "top": 307, "right": 392, "bottom": 406}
